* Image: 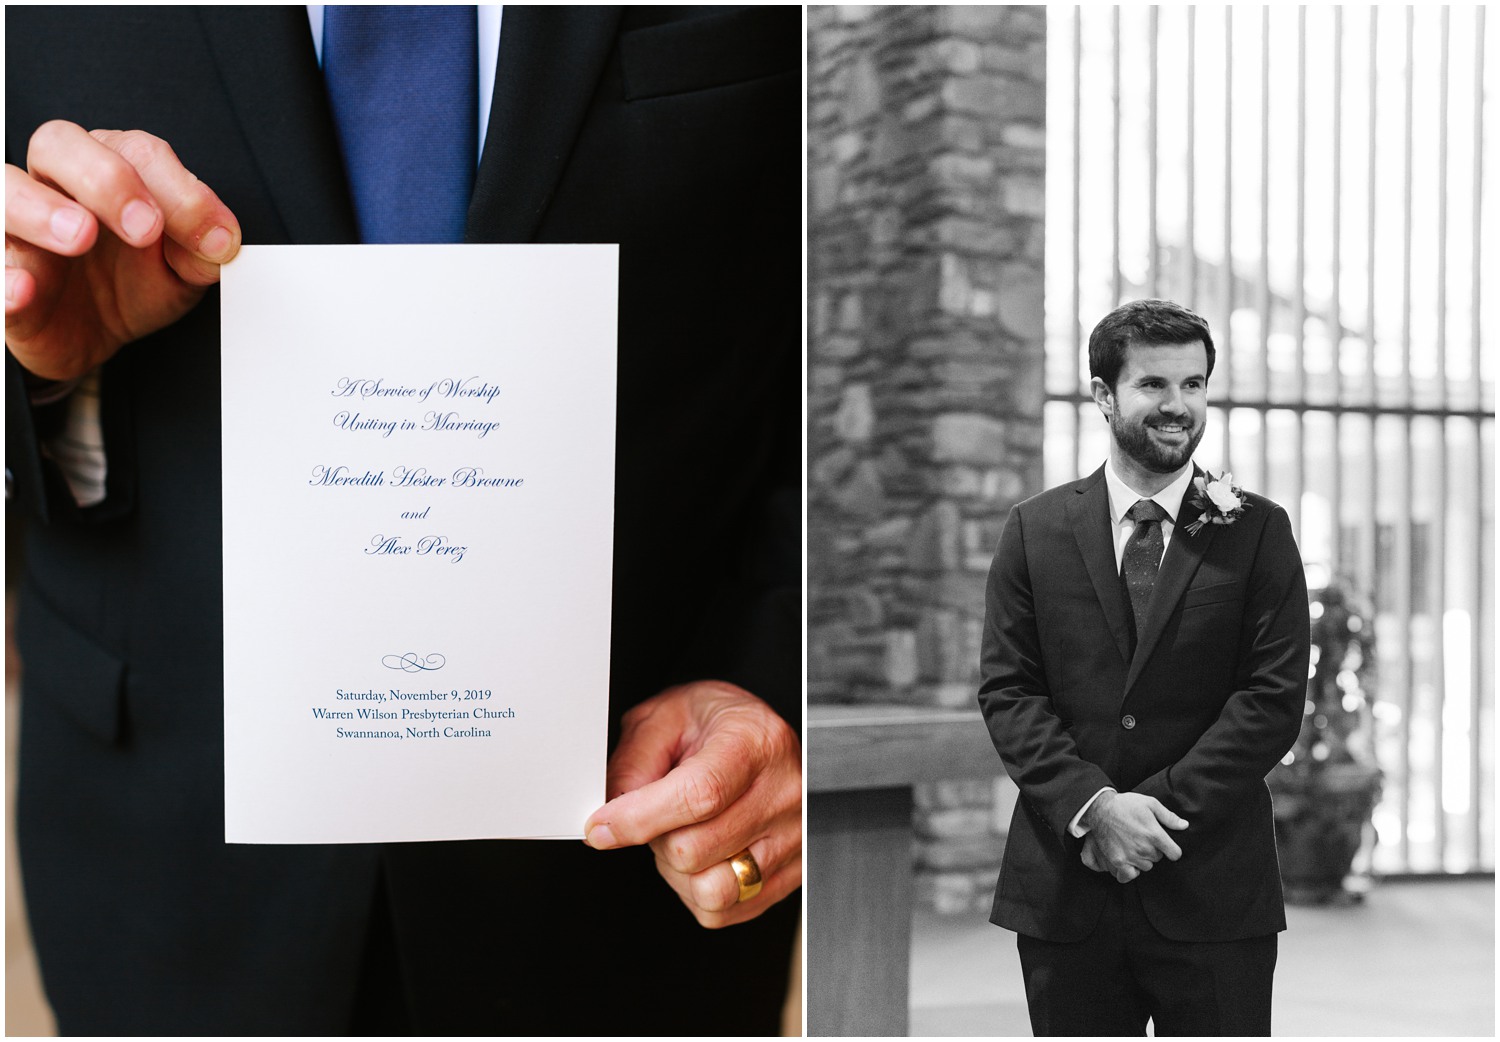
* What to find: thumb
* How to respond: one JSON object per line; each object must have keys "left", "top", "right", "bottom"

{"left": 1149, "top": 799, "right": 1189, "bottom": 830}
{"left": 581, "top": 707, "right": 682, "bottom": 850}
{"left": 601, "top": 699, "right": 689, "bottom": 804}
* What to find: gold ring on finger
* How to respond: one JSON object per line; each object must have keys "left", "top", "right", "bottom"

{"left": 728, "top": 848, "right": 763, "bottom": 903}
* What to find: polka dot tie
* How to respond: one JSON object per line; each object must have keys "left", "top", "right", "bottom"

{"left": 1122, "top": 499, "right": 1170, "bottom": 643}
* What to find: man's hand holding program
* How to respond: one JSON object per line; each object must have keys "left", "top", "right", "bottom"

{"left": 582, "top": 681, "right": 801, "bottom": 929}
{"left": 5, "top": 120, "right": 240, "bottom": 379}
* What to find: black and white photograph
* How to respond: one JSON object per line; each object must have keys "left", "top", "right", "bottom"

{"left": 808, "top": 5, "right": 1493, "bottom": 1036}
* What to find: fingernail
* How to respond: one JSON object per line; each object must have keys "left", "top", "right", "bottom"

{"left": 198, "top": 225, "right": 233, "bottom": 262}
{"left": 49, "top": 207, "right": 85, "bottom": 245}
{"left": 585, "top": 824, "right": 616, "bottom": 850}
{"left": 120, "top": 199, "right": 158, "bottom": 241}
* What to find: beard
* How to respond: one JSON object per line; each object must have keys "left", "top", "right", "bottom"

{"left": 1110, "top": 409, "right": 1205, "bottom": 474}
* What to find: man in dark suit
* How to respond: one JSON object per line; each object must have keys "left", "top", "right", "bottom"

{"left": 5, "top": 7, "right": 799, "bottom": 1035}
{"left": 978, "top": 299, "right": 1310, "bottom": 1036}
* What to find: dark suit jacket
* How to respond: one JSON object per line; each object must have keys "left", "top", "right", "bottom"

{"left": 978, "top": 464, "right": 1310, "bottom": 944}
{"left": 5, "top": 6, "right": 799, "bottom": 1035}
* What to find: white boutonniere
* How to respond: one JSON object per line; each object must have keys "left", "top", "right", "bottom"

{"left": 1185, "top": 470, "right": 1249, "bottom": 535}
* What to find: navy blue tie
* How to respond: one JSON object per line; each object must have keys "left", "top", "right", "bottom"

{"left": 323, "top": 6, "right": 478, "bottom": 244}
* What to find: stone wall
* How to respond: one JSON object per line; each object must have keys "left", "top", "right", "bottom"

{"left": 808, "top": 5, "right": 1048, "bottom": 914}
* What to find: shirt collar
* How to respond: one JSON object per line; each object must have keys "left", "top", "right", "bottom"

{"left": 1103, "top": 459, "right": 1195, "bottom": 528}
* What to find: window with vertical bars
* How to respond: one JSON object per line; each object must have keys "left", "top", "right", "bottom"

{"left": 1044, "top": 6, "right": 1494, "bottom": 875}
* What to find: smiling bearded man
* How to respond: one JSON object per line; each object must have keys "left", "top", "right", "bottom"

{"left": 1103, "top": 342, "right": 1207, "bottom": 477}
{"left": 978, "top": 298, "right": 1311, "bottom": 1036}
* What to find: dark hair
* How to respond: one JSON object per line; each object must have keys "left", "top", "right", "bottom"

{"left": 1087, "top": 299, "right": 1216, "bottom": 390}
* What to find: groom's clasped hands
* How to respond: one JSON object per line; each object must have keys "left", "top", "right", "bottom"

{"left": 1079, "top": 789, "right": 1190, "bottom": 883}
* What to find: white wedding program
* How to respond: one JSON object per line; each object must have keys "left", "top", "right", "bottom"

{"left": 220, "top": 245, "right": 617, "bottom": 843}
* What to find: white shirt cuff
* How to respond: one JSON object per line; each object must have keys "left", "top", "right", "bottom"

{"left": 1068, "top": 787, "right": 1116, "bottom": 837}
{"left": 39, "top": 369, "right": 107, "bottom": 507}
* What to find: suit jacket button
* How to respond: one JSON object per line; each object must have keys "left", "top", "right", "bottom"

{"left": 1122, "top": 714, "right": 1137, "bottom": 729}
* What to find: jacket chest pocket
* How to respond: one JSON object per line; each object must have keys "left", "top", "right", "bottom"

{"left": 1182, "top": 578, "right": 1242, "bottom": 610}
{"left": 621, "top": 8, "right": 799, "bottom": 101}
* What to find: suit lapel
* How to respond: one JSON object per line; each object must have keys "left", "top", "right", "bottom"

{"left": 195, "top": 7, "right": 358, "bottom": 244}
{"left": 1123, "top": 467, "right": 1216, "bottom": 694}
{"left": 466, "top": 7, "right": 621, "bottom": 243}
{"left": 1067, "top": 467, "right": 1133, "bottom": 665}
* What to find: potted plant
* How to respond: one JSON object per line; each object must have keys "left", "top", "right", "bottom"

{"left": 1267, "top": 573, "right": 1383, "bottom": 905}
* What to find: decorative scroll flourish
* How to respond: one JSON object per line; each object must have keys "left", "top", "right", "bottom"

{"left": 382, "top": 653, "right": 447, "bottom": 673}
